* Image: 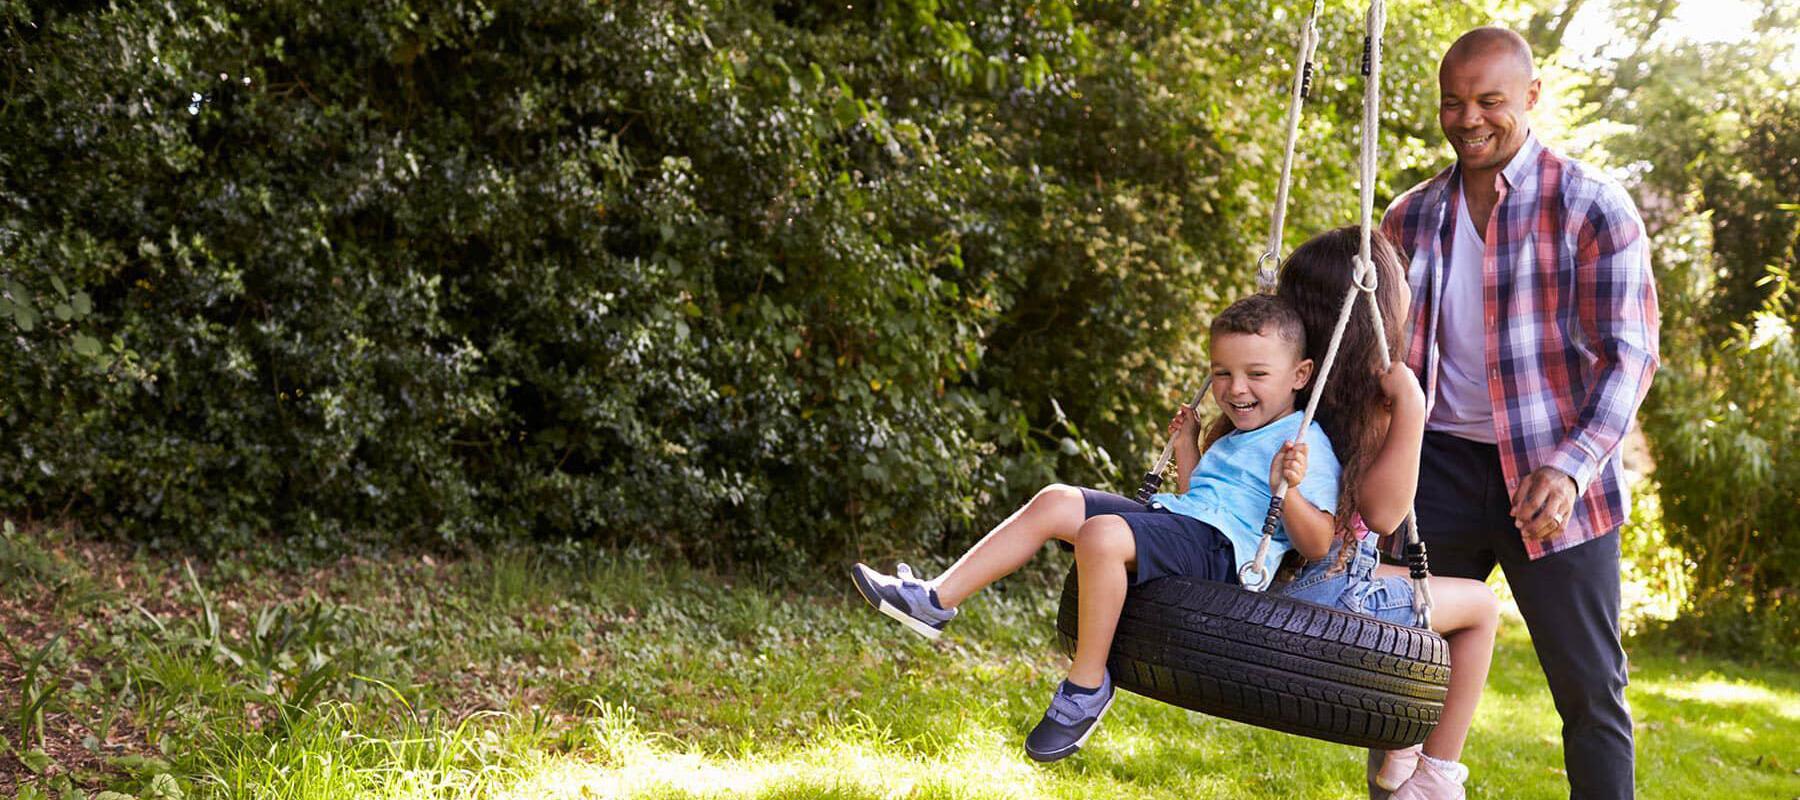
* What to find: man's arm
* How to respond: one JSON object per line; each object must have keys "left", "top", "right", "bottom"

{"left": 1547, "top": 187, "right": 1661, "bottom": 493}
{"left": 1514, "top": 186, "right": 1660, "bottom": 538}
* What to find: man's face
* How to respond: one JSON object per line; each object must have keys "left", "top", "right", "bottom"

{"left": 1438, "top": 48, "right": 1540, "bottom": 174}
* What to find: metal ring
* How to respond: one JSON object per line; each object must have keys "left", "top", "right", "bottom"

{"left": 1255, "top": 251, "right": 1281, "bottom": 290}
{"left": 1237, "top": 560, "right": 1269, "bottom": 590}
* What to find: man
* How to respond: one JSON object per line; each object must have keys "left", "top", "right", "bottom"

{"left": 1374, "top": 27, "right": 1660, "bottom": 800}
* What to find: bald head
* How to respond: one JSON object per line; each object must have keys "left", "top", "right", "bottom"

{"left": 1441, "top": 26, "right": 1535, "bottom": 82}
{"left": 1437, "top": 26, "right": 1540, "bottom": 175}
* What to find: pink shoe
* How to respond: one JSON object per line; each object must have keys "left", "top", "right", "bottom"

{"left": 1374, "top": 744, "right": 1422, "bottom": 791}
{"left": 1392, "top": 755, "right": 1468, "bottom": 800}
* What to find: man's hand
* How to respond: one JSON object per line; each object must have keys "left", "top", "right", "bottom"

{"left": 1511, "top": 466, "right": 1578, "bottom": 540}
{"left": 1270, "top": 441, "right": 1308, "bottom": 495}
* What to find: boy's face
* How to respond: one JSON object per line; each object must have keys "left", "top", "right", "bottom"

{"left": 1209, "top": 328, "right": 1314, "bottom": 432}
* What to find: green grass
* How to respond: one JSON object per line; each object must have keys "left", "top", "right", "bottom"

{"left": 0, "top": 525, "right": 1796, "bottom": 800}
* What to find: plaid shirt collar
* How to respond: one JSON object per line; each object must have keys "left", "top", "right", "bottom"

{"left": 1448, "top": 132, "right": 1544, "bottom": 200}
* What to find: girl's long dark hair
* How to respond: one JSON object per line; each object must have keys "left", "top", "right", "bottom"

{"left": 1275, "top": 226, "right": 1409, "bottom": 568}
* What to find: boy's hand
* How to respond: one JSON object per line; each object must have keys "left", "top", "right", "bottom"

{"left": 1167, "top": 403, "right": 1200, "bottom": 454}
{"left": 1379, "top": 363, "right": 1425, "bottom": 415}
{"left": 1269, "top": 441, "right": 1308, "bottom": 494}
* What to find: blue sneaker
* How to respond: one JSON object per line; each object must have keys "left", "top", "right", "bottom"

{"left": 849, "top": 563, "right": 957, "bottom": 640}
{"left": 1024, "top": 671, "right": 1115, "bottom": 762}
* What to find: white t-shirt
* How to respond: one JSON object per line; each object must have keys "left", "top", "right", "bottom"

{"left": 1426, "top": 190, "right": 1500, "bottom": 443}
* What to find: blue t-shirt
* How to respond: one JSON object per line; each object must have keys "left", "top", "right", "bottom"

{"left": 1151, "top": 410, "right": 1341, "bottom": 585}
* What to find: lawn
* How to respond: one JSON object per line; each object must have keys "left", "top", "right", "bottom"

{"left": 1, "top": 524, "right": 1795, "bottom": 799}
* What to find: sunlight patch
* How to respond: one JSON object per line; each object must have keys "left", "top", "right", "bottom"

{"left": 1639, "top": 678, "right": 1799, "bottom": 720}
{"left": 499, "top": 724, "right": 1051, "bottom": 799}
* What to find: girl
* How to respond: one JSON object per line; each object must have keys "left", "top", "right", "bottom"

{"left": 851, "top": 293, "right": 1341, "bottom": 763}
{"left": 1271, "top": 226, "right": 1500, "bottom": 800}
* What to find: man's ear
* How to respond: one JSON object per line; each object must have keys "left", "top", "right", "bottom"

{"left": 1526, "top": 78, "right": 1541, "bottom": 110}
{"left": 1294, "top": 358, "right": 1316, "bottom": 390}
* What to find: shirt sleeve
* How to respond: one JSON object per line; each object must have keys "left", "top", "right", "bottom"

{"left": 1544, "top": 185, "right": 1661, "bottom": 494}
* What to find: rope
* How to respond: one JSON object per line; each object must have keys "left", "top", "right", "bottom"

{"left": 1352, "top": 0, "right": 1435, "bottom": 628}
{"left": 1258, "top": 0, "right": 1326, "bottom": 292}
{"left": 1240, "top": 262, "right": 1364, "bottom": 589}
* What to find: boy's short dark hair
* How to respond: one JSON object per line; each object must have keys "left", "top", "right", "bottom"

{"left": 1211, "top": 293, "right": 1306, "bottom": 356}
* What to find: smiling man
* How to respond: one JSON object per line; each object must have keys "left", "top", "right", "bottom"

{"left": 1377, "top": 27, "right": 1660, "bottom": 800}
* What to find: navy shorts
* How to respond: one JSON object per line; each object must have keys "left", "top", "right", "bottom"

{"left": 1073, "top": 488, "right": 1238, "bottom": 586}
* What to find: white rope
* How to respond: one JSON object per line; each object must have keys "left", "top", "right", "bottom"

{"left": 1354, "top": 0, "right": 1434, "bottom": 628}
{"left": 1258, "top": 0, "right": 1326, "bottom": 292}
{"left": 1242, "top": 270, "right": 1364, "bottom": 589}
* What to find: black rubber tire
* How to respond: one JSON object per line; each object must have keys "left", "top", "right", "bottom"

{"left": 1056, "top": 567, "right": 1451, "bottom": 749}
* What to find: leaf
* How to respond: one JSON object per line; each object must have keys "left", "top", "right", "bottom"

{"left": 21, "top": 748, "right": 52, "bottom": 774}
{"left": 12, "top": 300, "right": 36, "bottom": 332}
{"left": 72, "top": 334, "right": 103, "bottom": 357}
{"left": 834, "top": 96, "right": 862, "bottom": 128}
{"left": 54, "top": 302, "right": 73, "bottom": 321}
{"left": 49, "top": 275, "right": 66, "bottom": 298}
{"left": 146, "top": 773, "right": 183, "bottom": 799}
{"left": 71, "top": 292, "right": 91, "bottom": 316}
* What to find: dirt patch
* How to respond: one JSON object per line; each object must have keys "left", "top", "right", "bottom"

{"left": 0, "top": 575, "right": 153, "bottom": 795}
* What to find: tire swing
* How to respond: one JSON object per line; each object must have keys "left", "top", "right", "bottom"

{"left": 1055, "top": 0, "right": 1451, "bottom": 751}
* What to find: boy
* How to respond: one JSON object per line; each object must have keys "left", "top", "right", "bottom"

{"left": 852, "top": 293, "right": 1340, "bottom": 762}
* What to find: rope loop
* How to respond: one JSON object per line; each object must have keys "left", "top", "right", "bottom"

{"left": 1352, "top": 255, "right": 1379, "bottom": 293}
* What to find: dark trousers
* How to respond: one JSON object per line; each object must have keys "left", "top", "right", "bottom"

{"left": 1369, "top": 432, "right": 1634, "bottom": 800}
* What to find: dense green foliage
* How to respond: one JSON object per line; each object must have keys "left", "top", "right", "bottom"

{"left": 0, "top": 1, "right": 1477, "bottom": 563}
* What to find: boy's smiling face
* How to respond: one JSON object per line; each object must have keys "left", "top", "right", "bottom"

{"left": 1209, "top": 327, "right": 1314, "bottom": 431}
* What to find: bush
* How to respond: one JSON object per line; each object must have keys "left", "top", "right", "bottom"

{"left": 0, "top": 1, "right": 1476, "bottom": 566}
{"left": 1636, "top": 213, "right": 1799, "bottom": 656}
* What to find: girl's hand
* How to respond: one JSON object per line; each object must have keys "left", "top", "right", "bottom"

{"left": 1379, "top": 363, "right": 1425, "bottom": 415}
{"left": 1269, "top": 441, "right": 1308, "bottom": 493}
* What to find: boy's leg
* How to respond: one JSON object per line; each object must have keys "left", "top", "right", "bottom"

{"left": 1024, "top": 513, "right": 1133, "bottom": 762}
{"left": 1067, "top": 515, "right": 1136, "bottom": 687}
{"left": 931, "top": 483, "right": 1090, "bottom": 609}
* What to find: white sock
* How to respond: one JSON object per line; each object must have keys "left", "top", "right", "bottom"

{"left": 1420, "top": 753, "right": 1469, "bottom": 784}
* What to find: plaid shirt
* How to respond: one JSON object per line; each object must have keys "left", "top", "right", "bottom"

{"left": 1382, "top": 135, "right": 1660, "bottom": 559}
